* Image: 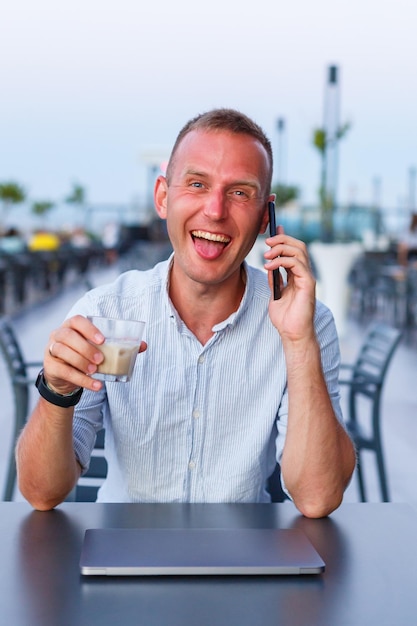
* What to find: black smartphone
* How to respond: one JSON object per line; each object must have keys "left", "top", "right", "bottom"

{"left": 268, "top": 201, "right": 281, "bottom": 300}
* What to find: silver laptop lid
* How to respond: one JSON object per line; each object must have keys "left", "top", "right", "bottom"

{"left": 80, "top": 527, "right": 325, "bottom": 576}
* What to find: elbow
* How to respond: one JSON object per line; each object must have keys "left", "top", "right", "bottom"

{"left": 295, "top": 491, "right": 344, "bottom": 519}
{"left": 16, "top": 453, "right": 80, "bottom": 511}
{"left": 294, "top": 470, "right": 354, "bottom": 518}
{"left": 30, "top": 500, "right": 59, "bottom": 512}
{"left": 18, "top": 483, "right": 67, "bottom": 511}
{"left": 287, "top": 477, "right": 348, "bottom": 519}
{"left": 18, "top": 473, "right": 75, "bottom": 511}
{"left": 20, "top": 489, "right": 73, "bottom": 511}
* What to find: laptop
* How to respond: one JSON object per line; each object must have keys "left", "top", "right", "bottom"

{"left": 79, "top": 527, "right": 325, "bottom": 576}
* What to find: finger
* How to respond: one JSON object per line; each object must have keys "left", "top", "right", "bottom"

{"left": 264, "top": 241, "right": 310, "bottom": 272}
{"left": 265, "top": 235, "right": 307, "bottom": 255}
{"left": 138, "top": 341, "right": 147, "bottom": 354}
{"left": 62, "top": 314, "right": 105, "bottom": 344}
{"left": 44, "top": 316, "right": 106, "bottom": 392}
{"left": 266, "top": 253, "right": 312, "bottom": 278}
{"left": 267, "top": 266, "right": 284, "bottom": 296}
{"left": 47, "top": 333, "right": 103, "bottom": 369}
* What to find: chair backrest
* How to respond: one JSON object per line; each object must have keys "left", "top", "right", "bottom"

{"left": 1, "top": 318, "right": 44, "bottom": 500}
{"left": 0, "top": 317, "right": 30, "bottom": 442}
{"left": 73, "top": 428, "right": 108, "bottom": 502}
{"left": 0, "top": 317, "right": 30, "bottom": 381}
{"left": 267, "top": 463, "right": 288, "bottom": 503}
{"left": 340, "top": 323, "right": 403, "bottom": 502}
{"left": 350, "top": 322, "right": 402, "bottom": 391}
{"left": 406, "top": 268, "right": 417, "bottom": 316}
{"left": 0, "top": 317, "right": 43, "bottom": 435}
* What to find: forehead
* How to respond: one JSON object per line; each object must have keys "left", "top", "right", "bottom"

{"left": 171, "top": 129, "right": 271, "bottom": 186}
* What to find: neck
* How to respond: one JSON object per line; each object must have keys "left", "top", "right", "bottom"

{"left": 168, "top": 263, "right": 246, "bottom": 345}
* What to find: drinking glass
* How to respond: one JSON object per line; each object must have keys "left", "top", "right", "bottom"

{"left": 87, "top": 315, "right": 145, "bottom": 382}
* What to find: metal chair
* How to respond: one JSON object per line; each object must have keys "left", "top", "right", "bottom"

{"left": 405, "top": 267, "right": 417, "bottom": 329}
{"left": 339, "top": 322, "right": 402, "bottom": 502}
{"left": 0, "top": 318, "right": 43, "bottom": 501}
{"left": 0, "top": 318, "right": 107, "bottom": 502}
{"left": 267, "top": 463, "right": 288, "bottom": 503}
{"left": 68, "top": 429, "right": 108, "bottom": 502}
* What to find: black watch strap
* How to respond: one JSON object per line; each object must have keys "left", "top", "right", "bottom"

{"left": 35, "top": 369, "right": 83, "bottom": 408}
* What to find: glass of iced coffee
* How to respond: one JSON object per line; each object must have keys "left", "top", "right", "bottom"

{"left": 87, "top": 315, "right": 145, "bottom": 382}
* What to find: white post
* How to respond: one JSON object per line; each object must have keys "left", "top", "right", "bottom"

{"left": 309, "top": 241, "right": 362, "bottom": 338}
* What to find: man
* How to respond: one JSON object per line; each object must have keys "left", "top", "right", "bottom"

{"left": 16, "top": 108, "right": 356, "bottom": 517}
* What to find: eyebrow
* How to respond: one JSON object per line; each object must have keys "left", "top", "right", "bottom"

{"left": 184, "top": 170, "right": 261, "bottom": 192}
{"left": 183, "top": 169, "right": 208, "bottom": 179}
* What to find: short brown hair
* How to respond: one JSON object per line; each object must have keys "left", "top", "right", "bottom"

{"left": 166, "top": 108, "right": 273, "bottom": 191}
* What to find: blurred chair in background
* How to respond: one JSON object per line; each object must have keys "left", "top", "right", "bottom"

{"left": 339, "top": 322, "right": 403, "bottom": 502}
{"left": 0, "top": 318, "right": 42, "bottom": 501}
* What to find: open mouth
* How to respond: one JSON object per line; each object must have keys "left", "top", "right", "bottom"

{"left": 191, "top": 230, "right": 231, "bottom": 259}
{"left": 191, "top": 230, "right": 231, "bottom": 245}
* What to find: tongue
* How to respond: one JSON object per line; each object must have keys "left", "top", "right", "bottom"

{"left": 194, "top": 237, "right": 226, "bottom": 260}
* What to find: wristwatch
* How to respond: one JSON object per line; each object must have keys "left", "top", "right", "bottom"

{"left": 35, "top": 369, "right": 83, "bottom": 408}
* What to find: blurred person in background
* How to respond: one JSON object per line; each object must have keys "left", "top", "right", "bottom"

{"left": 397, "top": 213, "right": 417, "bottom": 266}
{"left": 0, "top": 227, "right": 26, "bottom": 254}
{"left": 102, "top": 221, "right": 119, "bottom": 264}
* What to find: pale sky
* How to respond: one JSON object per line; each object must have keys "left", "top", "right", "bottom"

{"left": 1, "top": 0, "right": 416, "bottom": 215}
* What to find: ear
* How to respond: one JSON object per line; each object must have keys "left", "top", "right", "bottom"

{"left": 154, "top": 175, "right": 168, "bottom": 219}
{"left": 258, "top": 194, "right": 276, "bottom": 235}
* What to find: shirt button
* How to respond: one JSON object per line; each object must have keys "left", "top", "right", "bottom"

{"left": 193, "top": 410, "right": 200, "bottom": 419}
{"left": 198, "top": 355, "right": 205, "bottom": 364}
{"left": 188, "top": 461, "right": 196, "bottom": 470}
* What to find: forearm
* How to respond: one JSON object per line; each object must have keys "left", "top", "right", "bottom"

{"left": 281, "top": 335, "right": 356, "bottom": 518}
{"left": 16, "top": 399, "right": 81, "bottom": 510}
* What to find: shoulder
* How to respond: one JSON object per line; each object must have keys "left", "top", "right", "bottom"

{"left": 66, "top": 259, "right": 171, "bottom": 318}
{"left": 92, "top": 260, "right": 169, "bottom": 297}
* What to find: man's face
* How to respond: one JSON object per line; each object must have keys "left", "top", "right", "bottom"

{"left": 155, "top": 129, "right": 272, "bottom": 290}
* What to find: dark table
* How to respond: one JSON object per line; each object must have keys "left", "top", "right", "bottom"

{"left": 1, "top": 501, "right": 416, "bottom": 625}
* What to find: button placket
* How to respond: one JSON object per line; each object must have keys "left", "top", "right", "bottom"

{"left": 187, "top": 350, "right": 208, "bottom": 499}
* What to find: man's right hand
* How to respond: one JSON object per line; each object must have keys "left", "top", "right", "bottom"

{"left": 43, "top": 315, "right": 147, "bottom": 395}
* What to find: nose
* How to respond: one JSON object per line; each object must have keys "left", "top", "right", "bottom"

{"left": 202, "top": 189, "right": 229, "bottom": 221}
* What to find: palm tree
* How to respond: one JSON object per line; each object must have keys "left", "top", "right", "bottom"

{"left": 312, "top": 122, "right": 350, "bottom": 241}
{"left": 32, "top": 200, "right": 55, "bottom": 221}
{"left": 65, "top": 182, "right": 86, "bottom": 206}
{"left": 0, "top": 181, "right": 26, "bottom": 228}
{"left": 65, "top": 182, "right": 89, "bottom": 227}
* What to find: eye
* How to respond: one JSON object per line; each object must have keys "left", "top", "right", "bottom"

{"left": 228, "top": 189, "right": 250, "bottom": 203}
{"left": 190, "top": 181, "right": 204, "bottom": 189}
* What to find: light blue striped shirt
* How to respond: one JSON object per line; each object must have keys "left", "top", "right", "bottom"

{"left": 69, "top": 256, "right": 343, "bottom": 503}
